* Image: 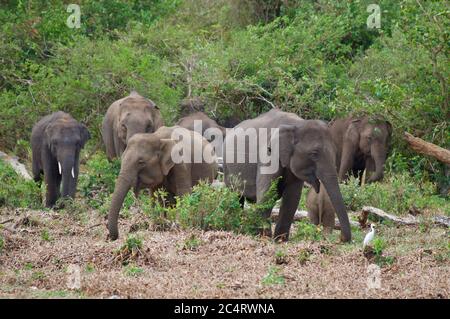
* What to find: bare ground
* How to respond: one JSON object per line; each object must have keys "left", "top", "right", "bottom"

{"left": 0, "top": 207, "right": 449, "bottom": 299}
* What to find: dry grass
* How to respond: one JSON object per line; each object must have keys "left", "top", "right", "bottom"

{"left": 0, "top": 207, "right": 448, "bottom": 299}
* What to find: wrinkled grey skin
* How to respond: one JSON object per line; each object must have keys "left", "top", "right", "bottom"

{"left": 223, "top": 109, "right": 351, "bottom": 242}
{"left": 107, "top": 126, "right": 218, "bottom": 240}
{"left": 330, "top": 117, "right": 392, "bottom": 183}
{"left": 176, "top": 111, "right": 227, "bottom": 157}
{"left": 102, "top": 91, "right": 163, "bottom": 160}
{"left": 306, "top": 183, "right": 336, "bottom": 232}
{"left": 31, "top": 111, "right": 90, "bottom": 207}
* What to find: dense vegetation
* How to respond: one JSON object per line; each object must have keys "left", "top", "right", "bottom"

{"left": 0, "top": 0, "right": 448, "bottom": 214}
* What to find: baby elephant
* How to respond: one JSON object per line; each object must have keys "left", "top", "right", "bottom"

{"left": 176, "top": 111, "right": 226, "bottom": 157}
{"left": 306, "top": 185, "right": 336, "bottom": 232}
{"left": 107, "top": 126, "right": 218, "bottom": 240}
{"left": 31, "top": 111, "right": 90, "bottom": 207}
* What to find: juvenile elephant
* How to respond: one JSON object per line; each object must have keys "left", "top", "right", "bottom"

{"left": 31, "top": 111, "right": 90, "bottom": 207}
{"left": 107, "top": 126, "right": 218, "bottom": 240}
{"left": 102, "top": 91, "right": 163, "bottom": 160}
{"left": 330, "top": 116, "right": 392, "bottom": 183}
{"left": 223, "top": 109, "right": 351, "bottom": 242}
{"left": 306, "top": 184, "right": 336, "bottom": 232}
{"left": 178, "top": 96, "right": 206, "bottom": 118}
{"left": 176, "top": 111, "right": 227, "bottom": 157}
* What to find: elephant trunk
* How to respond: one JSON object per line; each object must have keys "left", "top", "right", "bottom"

{"left": 317, "top": 168, "right": 352, "bottom": 242}
{"left": 368, "top": 143, "right": 386, "bottom": 183}
{"left": 108, "top": 172, "right": 135, "bottom": 240}
{"left": 60, "top": 154, "right": 76, "bottom": 199}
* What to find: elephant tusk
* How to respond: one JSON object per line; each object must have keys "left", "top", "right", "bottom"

{"left": 71, "top": 167, "right": 75, "bottom": 178}
{"left": 58, "top": 162, "right": 62, "bottom": 175}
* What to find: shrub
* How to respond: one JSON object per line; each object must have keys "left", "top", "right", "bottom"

{"left": 292, "top": 220, "right": 323, "bottom": 242}
{"left": 79, "top": 153, "right": 120, "bottom": 209}
{"left": 0, "top": 159, "right": 42, "bottom": 209}
{"left": 340, "top": 173, "right": 449, "bottom": 216}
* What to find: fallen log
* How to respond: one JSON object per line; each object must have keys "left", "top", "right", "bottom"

{"left": 361, "top": 206, "right": 450, "bottom": 228}
{"left": 270, "top": 208, "right": 360, "bottom": 229}
{"left": 0, "top": 151, "right": 32, "bottom": 180}
{"left": 403, "top": 132, "right": 450, "bottom": 165}
{"left": 361, "top": 206, "right": 417, "bottom": 226}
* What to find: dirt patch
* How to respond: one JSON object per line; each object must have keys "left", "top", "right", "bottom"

{"left": 0, "top": 208, "right": 449, "bottom": 298}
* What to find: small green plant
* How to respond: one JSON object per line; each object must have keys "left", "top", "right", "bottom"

{"left": 297, "top": 249, "right": 311, "bottom": 265}
{"left": 40, "top": 229, "right": 52, "bottom": 242}
{"left": 261, "top": 266, "right": 285, "bottom": 286}
{"left": 0, "top": 236, "right": 4, "bottom": 254}
{"left": 179, "top": 234, "right": 202, "bottom": 251}
{"left": 292, "top": 220, "right": 323, "bottom": 242}
{"left": 85, "top": 263, "right": 95, "bottom": 273}
{"left": 123, "top": 235, "right": 143, "bottom": 252}
{"left": 274, "top": 249, "right": 288, "bottom": 265}
{"left": 124, "top": 264, "right": 144, "bottom": 277}
{"left": 372, "top": 238, "right": 386, "bottom": 256}
{"left": 32, "top": 271, "right": 46, "bottom": 281}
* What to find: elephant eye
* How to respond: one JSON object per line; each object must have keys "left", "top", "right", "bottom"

{"left": 138, "top": 159, "right": 145, "bottom": 166}
{"left": 121, "top": 124, "right": 127, "bottom": 131}
{"left": 309, "top": 150, "right": 319, "bottom": 160}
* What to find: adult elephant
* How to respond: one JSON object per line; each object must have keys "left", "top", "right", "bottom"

{"left": 102, "top": 91, "right": 163, "bottom": 160}
{"left": 223, "top": 109, "right": 351, "bottom": 242}
{"left": 31, "top": 111, "right": 90, "bottom": 207}
{"left": 330, "top": 116, "right": 392, "bottom": 183}
{"left": 107, "top": 126, "right": 218, "bottom": 240}
{"left": 177, "top": 111, "right": 227, "bottom": 157}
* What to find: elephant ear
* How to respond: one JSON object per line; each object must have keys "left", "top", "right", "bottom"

{"left": 273, "top": 124, "right": 297, "bottom": 168}
{"left": 79, "top": 124, "right": 91, "bottom": 148}
{"left": 345, "top": 119, "right": 361, "bottom": 144}
{"left": 159, "top": 139, "right": 176, "bottom": 176}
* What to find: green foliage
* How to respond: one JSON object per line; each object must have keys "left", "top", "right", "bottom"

{"left": 123, "top": 264, "right": 144, "bottom": 277}
{"left": 0, "top": 159, "right": 42, "bottom": 209}
{"left": 372, "top": 238, "right": 386, "bottom": 256}
{"left": 274, "top": 249, "right": 288, "bottom": 265}
{"left": 0, "top": 235, "right": 4, "bottom": 254}
{"left": 40, "top": 229, "right": 52, "bottom": 242}
{"left": 261, "top": 266, "right": 285, "bottom": 286}
{"left": 173, "top": 182, "right": 261, "bottom": 234}
{"left": 341, "top": 173, "right": 449, "bottom": 216}
{"left": 292, "top": 220, "right": 323, "bottom": 242}
{"left": 178, "top": 234, "right": 202, "bottom": 251}
{"left": 122, "top": 235, "right": 143, "bottom": 252}
{"left": 79, "top": 153, "right": 120, "bottom": 210}
{"left": 297, "top": 249, "right": 311, "bottom": 265}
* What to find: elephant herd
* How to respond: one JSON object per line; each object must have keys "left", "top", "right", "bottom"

{"left": 31, "top": 91, "right": 392, "bottom": 242}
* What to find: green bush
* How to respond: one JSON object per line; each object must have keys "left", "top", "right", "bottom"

{"left": 292, "top": 220, "right": 323, "bottom": 242}
{"left": 340, "top": 173, "right": 449, "bottom": 216}
{"left": 0, "top": 159, "right": 42, "bottom": 209}
{"left": 79, "top": 153, "right": 120, "bottom": 209}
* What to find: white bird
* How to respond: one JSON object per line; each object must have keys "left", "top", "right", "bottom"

{"left": 363, "top": 224, "right": 376, "bottom": 249}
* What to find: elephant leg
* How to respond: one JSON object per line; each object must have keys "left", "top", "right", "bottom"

{"left": 306, "top": 188, "right": 319, "bottom": 225}
{"left": 274, "top": 177, "right": 303, "bottom": 242}
{"left": 339, "top": 138, "right": 357, "bottom": 181}
{"left": 321, "top": 190, "right": 336, "bottom": 234}
{"left": 256, "top": 170, "right": 282, "bottom": 238}
{"left": 44, "top": 168, "right": 59, "bottom": 208}
{"left": 113, "top": 132, "right": 126, "bottom": 159}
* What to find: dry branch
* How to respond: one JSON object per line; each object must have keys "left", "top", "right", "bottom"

{"left": 361, "top": 206, "right": 450, "bottom": 228}
{"left": 403, "top": 132, "right": 450, "bottom": 165}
